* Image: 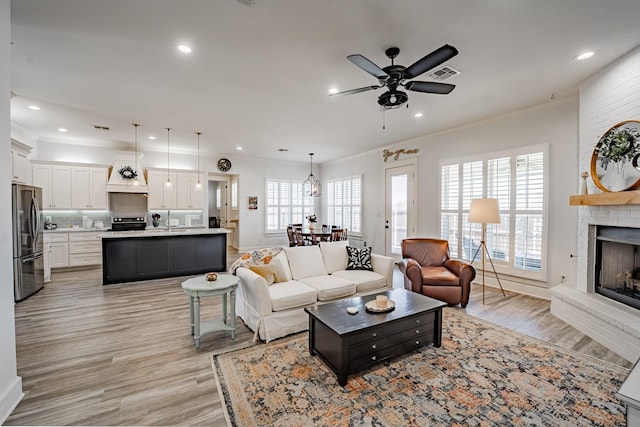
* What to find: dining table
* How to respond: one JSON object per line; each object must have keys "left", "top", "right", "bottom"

{"left": 300, "top": 229, "right": 332, "bottom": 245}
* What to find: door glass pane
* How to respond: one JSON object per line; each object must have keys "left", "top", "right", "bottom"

{"left": 391, "top": 174, "right": 407, "bottom": 255}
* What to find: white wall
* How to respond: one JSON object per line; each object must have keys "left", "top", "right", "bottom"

{"left": 1, "top": 1, "right": 24, "bottom": 422}
{"left": 323, "top": 97, "right": 580, "bottom": 297}
{"left": 231, "top": 155, "right": 313, "bottom": 252}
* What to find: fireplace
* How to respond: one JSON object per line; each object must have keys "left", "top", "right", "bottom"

{"left": 594, "top": 226, "right": 640, "bottom": 310}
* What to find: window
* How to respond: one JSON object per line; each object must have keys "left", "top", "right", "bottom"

{"left": 327, "top": 175, "right": 362, "bottom": 234}
{"left": 265, "top": 179, "right": 313, "bottom": 232}
{"left": 231, "top": 181, "right": 238, "bottom": 210}
{"left": 440, "top": 145, "right": 546, "bottom": 279}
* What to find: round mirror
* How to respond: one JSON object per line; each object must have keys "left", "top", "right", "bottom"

{"left": 590, "top": 120, "right": 640, "bottom": 192}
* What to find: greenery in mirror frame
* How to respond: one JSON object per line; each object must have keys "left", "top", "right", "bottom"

{"left": 598, "top": 126, "right": 640, "bottom": 170}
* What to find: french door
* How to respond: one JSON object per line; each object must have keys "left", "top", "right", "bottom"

{"left": 384, "top": 162, "right": 417, "bottom": 260}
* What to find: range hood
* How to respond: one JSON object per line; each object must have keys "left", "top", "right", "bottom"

{"left": 107, "top": 151, "right": 148, "bottom": 193}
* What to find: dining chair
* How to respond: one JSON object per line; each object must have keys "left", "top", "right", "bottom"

{"left": 293, "top": 227, "right": 307, "bottom": 246}
{"left": 331, "top": 228, "right": 347, "bottom": 241}
{"left": 286, "top": 226, "right": 297, "bottom": 247}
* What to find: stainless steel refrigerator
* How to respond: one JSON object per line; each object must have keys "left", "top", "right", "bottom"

{"left": 12, "top": 184, "right": 44, "bottom": 302}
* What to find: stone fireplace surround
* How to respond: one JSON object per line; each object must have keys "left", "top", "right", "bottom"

{"left": 551, "top": 204, "right": 640, "bottom": 363}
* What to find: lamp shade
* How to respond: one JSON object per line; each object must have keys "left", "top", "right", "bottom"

{"left": 468, "top": 198, "right": 501, "bottom": 224}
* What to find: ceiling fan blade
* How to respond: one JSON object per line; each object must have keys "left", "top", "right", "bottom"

{"left": 403, "top": 44, "right": 458, "bottom": 79}
{"left": 329, "top": 85, "right": 381, "bottom": 97}
{"left": 405, "top": 81, "right": 455, "bottom": 94}
{"left": 347, "top": 54, "right": 388, "bottom": 80}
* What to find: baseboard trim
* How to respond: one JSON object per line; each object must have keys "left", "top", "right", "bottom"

{"left": 0, "top": 376, "right": 23, "bottom": 425}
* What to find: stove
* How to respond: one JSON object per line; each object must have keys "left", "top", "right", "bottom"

{"left": 110, "top": 216, "right": 147, "bottom": 232}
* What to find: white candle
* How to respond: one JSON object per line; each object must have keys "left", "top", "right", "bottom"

{"left": 376, "top": 295, "right": 388, "bottom": 308}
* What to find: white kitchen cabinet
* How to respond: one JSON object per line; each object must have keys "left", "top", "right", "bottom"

{"left": 11, "top": 140, "right": 32, "bottom": 184}
{"left": 176, "top": 172, "right": 204, "bottom": 209}
{"left": 32, "top": 163, "right": 72, "bottom": 209}
{"left": 48, "top": 233, "right": 70, "bottom": 268}
{"left": 147, "top": 169, "right": 177, "bottom": 209}
{"left": 69, "top": 232, "right": 102, "bottom": 266}
{"left": 71, "top": 166, "right": 109, "bottom": 209}
{"left": 43, "top": 234, "right": 51, "bottom": 283}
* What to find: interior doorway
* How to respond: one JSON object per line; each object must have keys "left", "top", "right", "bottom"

{"left": 208, "top": 174, "right": 231, "bottom": 246}
{"left": 385, "top": 162, "right": 417, "bottom": 260}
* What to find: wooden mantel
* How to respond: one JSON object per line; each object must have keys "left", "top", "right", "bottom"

{"left": 569, "top": 190, "right": 640, "bottom": 206}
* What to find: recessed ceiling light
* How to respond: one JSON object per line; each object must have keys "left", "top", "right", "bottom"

{"left": 414, "top": 112, "right": 424, "bottom": 118}
{"left": 236, "top": 146, "right": 243, "bottom": 151}
{"left": 329, "top": 88, "right": 339, "bottom": 95}
{"left": 177, "top": 45, "right": 192, "bottom": 54}
{"left": 57, "top": 128, "right": 68, "bottom": 132}
{"left": 148, "top": 135, "right": 156, "bottom": 140}
{"left": 28, "top": 105, "right": 40, "bottom": 110}
{"left": 575, "top": 51, "right": 594, "bottom": 61}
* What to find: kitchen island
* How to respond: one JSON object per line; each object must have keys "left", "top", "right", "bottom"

{"left": 101, "top": 228, "right": 230, "bottom": 285}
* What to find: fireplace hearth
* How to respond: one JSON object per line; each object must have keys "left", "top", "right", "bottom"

{"left": 595, "top": 226, "right": 640, "bottom": 310}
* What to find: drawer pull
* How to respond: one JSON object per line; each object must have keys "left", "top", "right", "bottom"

{"left": 416, "top": 329, "right": 420, "bottom": 334}
{"left": 416, "top": 319, "right": 421, "bottom": 323}
{"left": 371, "top": 355, "right": 377, "bottom": 361}
{"left": 415, "top": 340, "right": 420, "bottom": 345}
{"left": 371, "top": 331, "right": 377, "bottom": 337}
{"left": 371, "top": 344, "right": 377, "bottom": 349}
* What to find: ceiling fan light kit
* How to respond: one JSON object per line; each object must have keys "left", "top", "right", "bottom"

{"left": 332, "top": 44, "right": 459, "bottom": 110}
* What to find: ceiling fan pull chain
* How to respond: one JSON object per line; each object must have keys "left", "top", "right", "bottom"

{"left": 382, "top": 108, "right": 386, "bottom": 130}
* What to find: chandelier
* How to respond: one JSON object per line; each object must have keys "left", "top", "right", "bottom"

{"left": 303, "top": 153, "right": 321, "bottom": 197}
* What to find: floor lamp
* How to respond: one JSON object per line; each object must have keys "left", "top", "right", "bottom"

{"left": 468, "top": 198, "right": 506, "bottom": 304}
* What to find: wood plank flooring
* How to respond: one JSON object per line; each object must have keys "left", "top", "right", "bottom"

{"left": 6, "top": 254, "right": 631, "bottom": 426}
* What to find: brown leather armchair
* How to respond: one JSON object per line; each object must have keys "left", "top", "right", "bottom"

{"left": 399, "top": 238, "right": 476, "bottom": 307}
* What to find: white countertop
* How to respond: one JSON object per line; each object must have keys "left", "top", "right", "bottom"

{"left": 45, "top": 227, "right": 110, "bottom": 233}
{"left": 99, "top": 228, "right": 231, "bottom": 239}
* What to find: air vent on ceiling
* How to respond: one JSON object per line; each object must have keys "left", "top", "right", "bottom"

{"left": 93, "top": 125, "right": 111, "bottom": 131}
{"left": 427, "top": 65, "right": 461, "bottom": 81}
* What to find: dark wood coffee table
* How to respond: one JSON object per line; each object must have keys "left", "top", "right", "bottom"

{"left": 304, "top": 288, "right": 447, "bottom": 386}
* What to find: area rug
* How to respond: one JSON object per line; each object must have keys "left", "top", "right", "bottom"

{"left": 211, "top": 309, "right": 629, "bottom": 426}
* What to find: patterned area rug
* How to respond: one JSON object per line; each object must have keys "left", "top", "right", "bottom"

{"left": 211, "top": 309, "right": 629, "bottom": 426}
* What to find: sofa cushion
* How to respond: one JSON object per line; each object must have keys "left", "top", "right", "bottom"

{"left": 346, "top": 246, "right": 373, "bottom": 271}
{"left": 332, "top": 269, "right": 387, "bottom": 293}
{"left": 319, "top": 240, "right": 349, "bottom": 273}
{"left": 300, "top": 275, "right": 356, "bottom": 301}
{"left": 284, "top": 245, "right": 328, "bottom": 280}
{"left": 269, "top": 281, "right": 317, "bottom": 311}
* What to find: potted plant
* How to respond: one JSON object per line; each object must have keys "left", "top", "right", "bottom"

{"left": 305, "top": 213, "right": 317, "bottom": 230}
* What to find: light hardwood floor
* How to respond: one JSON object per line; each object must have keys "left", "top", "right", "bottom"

{"left": 6, "top": 253, "right": 631, "bottom": 426}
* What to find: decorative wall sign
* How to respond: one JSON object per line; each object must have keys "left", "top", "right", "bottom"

{"left": 118, "top": 165, "right": 137, "bottom": 180}
{"left": 382, "top": 148, "right": 419, "bottom": 162}
{"left": 590, "top": 120, "right": 640, "bottom": 192}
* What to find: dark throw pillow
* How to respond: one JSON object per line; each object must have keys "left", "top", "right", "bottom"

{"left": 346, "top": 246, "right": 373, "bottom": 271}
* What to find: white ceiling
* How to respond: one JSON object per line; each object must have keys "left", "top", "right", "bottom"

{"left": 9, "top": 0, "right": 640, "bottom": 164}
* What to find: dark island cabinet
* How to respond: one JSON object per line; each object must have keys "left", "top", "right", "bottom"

{"left": 102, "top": 233, "right": 227, "bottom": 285}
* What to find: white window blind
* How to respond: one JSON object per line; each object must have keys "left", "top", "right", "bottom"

{"left": 265, "top": 179, "right": 313, "bottom": 232}
{"left": 440, "top": 146, "right": 546, "bottom": 278}
{"left": 327, "top": 175, "right": 361, "bottom": 234}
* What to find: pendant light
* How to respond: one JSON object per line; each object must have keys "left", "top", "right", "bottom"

{"left": 303, "top": 152, "right": 321, "bottom": 197}
{"left": 165, "top": 128, "right": 172, "bottom": 189}
{"left": 132, "top": 123, "right": 140, "bottom": 186}
{"left": 195, "top": 131, "right": 202, "bottom": 191}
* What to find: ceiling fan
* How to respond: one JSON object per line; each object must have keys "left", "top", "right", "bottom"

{"left": 331, "top": 44, "right": 459, "bottom": 109}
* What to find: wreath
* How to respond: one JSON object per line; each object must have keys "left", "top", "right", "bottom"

{"left": 598, "top": 127, "right": 640, "bottom": 170}
{"left": 118, "top": 165, "right": 138, "bottom": 180}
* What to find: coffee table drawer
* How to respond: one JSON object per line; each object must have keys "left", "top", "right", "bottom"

{"left": 350, "top": 323, "right": 435, "bottom": 359}
{"left": 349, "top": 331, "right": 434, "bottom": 372}
{"left": 349, "top": 311, "right": 436, "bottom": 346}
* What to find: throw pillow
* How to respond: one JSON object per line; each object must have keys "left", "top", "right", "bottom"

{"left": 249, "top": 262, "right": 288, "bottom": 285}
{"left": 346, "top": 246, "right": 373, "bottom": 271}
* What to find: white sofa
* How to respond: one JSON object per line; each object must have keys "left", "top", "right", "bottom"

{"left": 234, "top": 241, "right": 395, "bottom": 342}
